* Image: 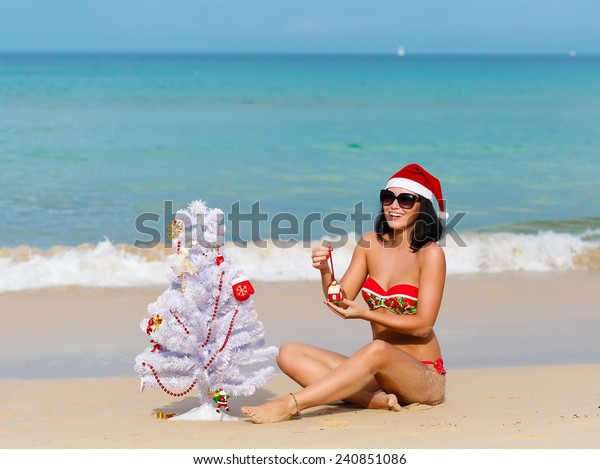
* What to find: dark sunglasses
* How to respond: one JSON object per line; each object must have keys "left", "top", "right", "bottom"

{"left": 380, "top": 189, "right": 420, "bottom": 209}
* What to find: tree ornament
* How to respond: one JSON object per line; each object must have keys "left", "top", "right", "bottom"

{"left": 210, "top": 388, "right": 231, "bottom": 413}
{"left": 173, "top": 245, "right": 198, "bottom": 293}
{"left": 232, "top": 276, "right": 255, "bottom": 302}
{"left": 215, "top": 246, "right": 225, "bottom": 266}
{"left": 326, "top": 246, "right": 344, "bottom": 304}
{"left": 167, "top": 220, "right": 184, "bottom": 241}
{"left": 146, "top": 314, "right": 163, "bottom": 335}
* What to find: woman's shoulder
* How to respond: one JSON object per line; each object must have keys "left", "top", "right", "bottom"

{"left": 356, "top": 231, "right": 380, "bottom": 249}
{"left": 417, "top": 242, "right": 446, "bottom": 265}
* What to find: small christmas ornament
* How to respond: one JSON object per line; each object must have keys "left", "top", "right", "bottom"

{"left": 167, "top": 219, "right": 184, "bottom": 241}
{"left": 215, "top": 247, "right": 225, "bottom": 266}
{"left": 328, "top": 280, "right": 343, "bottom": 303}
{"left": 210, "top": 388, "right": 231, "bottom": 413}
{"left": 173, "top": 243, "right": 198, "bottom": 293}
{"left": 326, "top": 246, "right": 344, "bottom": 304}
{"left": 156, "top": 410, "right": 175, "bottom": 419}
{"left": 232, "top": 276, "right": 255, "bottom": 302}
{"left": 146, "top": 314, "right": 163, "bottom": 335}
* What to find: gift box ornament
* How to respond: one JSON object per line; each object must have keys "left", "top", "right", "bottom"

{"left": 156, "top": 410, "right": 175, "bottom": 419}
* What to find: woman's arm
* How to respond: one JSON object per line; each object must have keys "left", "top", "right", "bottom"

{"left": 311, "top": 235, "right": 370, "bottom": 300}
{"left": 326, "top": 243, "right": 446, "bottom": 337}
{"left": 311, "top": 246, "right": 334, "bottom": 297}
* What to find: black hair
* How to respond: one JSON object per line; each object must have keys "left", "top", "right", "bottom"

{"left": 375, "top": 196, "right": 444, "bottom": 252}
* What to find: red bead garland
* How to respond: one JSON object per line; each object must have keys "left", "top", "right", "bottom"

{"left": 217, "top": 309, "right": 239, "bottom": 354}
{"left": 143, "top": 266, "right": 240, "bottom": 398}
{"left": 169, "top": 308, "right": 190, "bottom": 335}
{"left": 142, "top": 309, "right": 239, "bottom": 398}
{"left": 211, "top": 271, "right": 226, "bottom": 321}
{"left": 198, "top": 270, "right": 225, "bottom": 348}
{"left": 142, "top": 362, "right": 198, "bottom": 397}
{"left": 200, "top": 327, "right": 212, "bottom": 348}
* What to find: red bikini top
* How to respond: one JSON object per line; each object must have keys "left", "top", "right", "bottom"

{"left": 361, "top": 277, "right": 419, "bottom": 315}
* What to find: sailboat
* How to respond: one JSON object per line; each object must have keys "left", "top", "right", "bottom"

{"left": 397, "top": 45, "right": 406, "bottom": 57}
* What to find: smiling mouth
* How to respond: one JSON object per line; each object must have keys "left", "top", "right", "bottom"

{"left": 388, "top": 212, "right": 403, "bottom": 219}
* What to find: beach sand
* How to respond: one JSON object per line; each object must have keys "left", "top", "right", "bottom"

{"left": 1, "top": 272, "right": 599, "bottom": 449}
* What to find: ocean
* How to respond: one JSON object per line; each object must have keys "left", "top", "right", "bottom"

{"left": 1, "top": 53, "right": 599, "bottom": 291}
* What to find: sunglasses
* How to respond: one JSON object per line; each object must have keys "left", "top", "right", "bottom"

{"left": 380, "top": 189, "right": 421, "bottom": 209}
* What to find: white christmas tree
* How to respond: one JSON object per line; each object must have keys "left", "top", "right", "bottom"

{"left": 134, "top": 200, "right": 278, "bottom": 421}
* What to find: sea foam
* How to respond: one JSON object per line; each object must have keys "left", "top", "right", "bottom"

{"left": 0, "top": 230, "right": 598, "bottom": 292}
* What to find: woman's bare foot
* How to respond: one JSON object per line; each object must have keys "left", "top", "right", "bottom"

{"left": 366, "top": 391, "right": 402, "bottom": 411}
{"left": 241, "top": 394, "right": 299, "bottom": 424}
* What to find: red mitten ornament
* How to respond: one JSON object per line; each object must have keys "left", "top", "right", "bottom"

{"left": 232, "top": 276, "right": 255, "bottom": 302}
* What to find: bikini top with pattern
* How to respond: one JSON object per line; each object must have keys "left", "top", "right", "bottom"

{"left": 361, "top": 277, "right": 419, "bottom": 315}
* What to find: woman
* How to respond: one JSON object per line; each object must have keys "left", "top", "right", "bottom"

{"left": 241, "top": 163, "right": 448, "bottom": 424}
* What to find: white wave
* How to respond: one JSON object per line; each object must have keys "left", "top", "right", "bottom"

{"left": 226, "top": 238, "right": 355, "bottom": 282}
{"left": 0, "top": 230, "right": 598, "bottom": 291}
{"left": 0, "top": 239, "right": 168, "bottom": 292}
{"left": 444, "top": 229, "right": 600, "bottom": 274}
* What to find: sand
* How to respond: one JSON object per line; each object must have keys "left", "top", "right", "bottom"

{"left": 1, "top": 272, "right": 599, "bottom": 449}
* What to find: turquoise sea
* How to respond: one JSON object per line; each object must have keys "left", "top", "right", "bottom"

{"left": 1, "top": 53, "right": 599, "bottom": 290}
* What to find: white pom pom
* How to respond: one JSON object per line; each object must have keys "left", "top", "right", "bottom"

{"left": 438, "top": 211, "right": 449, "bottom": 221}
{"left": 188, "top": 200, "right": 208, "bottom": 215}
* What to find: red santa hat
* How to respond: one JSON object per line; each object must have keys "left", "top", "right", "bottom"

{"left": 385, "top": 163, "right": 448, "bottom": 220}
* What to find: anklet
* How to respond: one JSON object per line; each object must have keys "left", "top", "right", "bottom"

{"left": 289, "top": 392, "right": 300, "bottom": 416}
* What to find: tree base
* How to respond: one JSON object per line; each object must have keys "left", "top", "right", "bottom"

{"left": 170, "top": 403, "right": 238, "bottom": 421}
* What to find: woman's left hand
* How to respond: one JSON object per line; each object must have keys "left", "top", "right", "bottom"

{"left": 324, "top": 298, "right": 367, "bottom": 320}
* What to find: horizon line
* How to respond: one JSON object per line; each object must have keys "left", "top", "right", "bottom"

{"left": 0, "top": 50, "right": 596, "bottom": 56}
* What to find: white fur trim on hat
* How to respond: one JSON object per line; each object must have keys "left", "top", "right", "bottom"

{"left": 385, "top": 177, "right": 434, "bottom": 201}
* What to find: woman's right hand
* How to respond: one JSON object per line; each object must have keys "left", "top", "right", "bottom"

{"left": 311, "top": 247, "right": 331, "bottom": 271}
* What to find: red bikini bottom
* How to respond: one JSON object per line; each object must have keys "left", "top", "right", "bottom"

{"left": 421, "top": 358, "right": 446, "bottom": 375}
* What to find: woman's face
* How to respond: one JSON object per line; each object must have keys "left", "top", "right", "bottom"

{"left": 382, "top": 187, "right": 421, "bottom": 230}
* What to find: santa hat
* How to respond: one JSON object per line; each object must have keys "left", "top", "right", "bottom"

{"left": 385, "top": 163, "right": 448, "bottom": 220}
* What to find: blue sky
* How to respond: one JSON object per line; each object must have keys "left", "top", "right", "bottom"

{"left": 1, "top": 0, "right": 599, "bottom": 54}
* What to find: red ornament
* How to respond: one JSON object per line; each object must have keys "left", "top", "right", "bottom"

{"left": 215, "top": 246, "right": 225, "bottom": 266}
{"left": 326, "top": 246, "right": 344, "bottom": 304}
{"left": 327, "top": 280, "right": 343, "bottom": 304}
{"left": 210, "top": 388, "right": 231, "bottom": 412}
{"left": 146, "top": 314, "right": 163, "bottom": 335}
{"left": 232, "top": 276, "right": 254, "bottom": 302}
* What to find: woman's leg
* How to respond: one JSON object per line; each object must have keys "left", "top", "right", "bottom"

{"left": 276, "top": 342, "right": 348, "bottom": 387}
{"left": 242, "top": 340, "right": 444, "bottom": 423}
{"left": 276, "top": 342, "right": 396, "bottom": 410}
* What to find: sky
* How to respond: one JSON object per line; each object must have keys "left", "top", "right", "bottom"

{"left": 1, "top": 0, "right": 599, "bottom": 54}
